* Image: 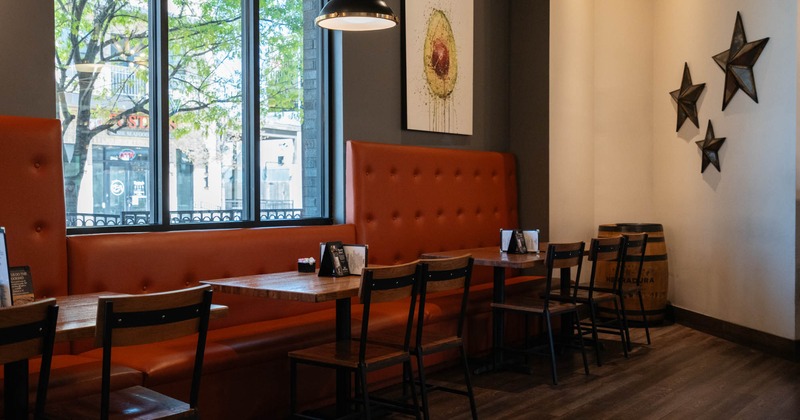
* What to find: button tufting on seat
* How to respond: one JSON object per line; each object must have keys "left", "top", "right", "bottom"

{"left": 35, "top": 225, "right": 43, "bottom": 233}
{"left": 34, "top": 162, "right": 41, "bottom": 169}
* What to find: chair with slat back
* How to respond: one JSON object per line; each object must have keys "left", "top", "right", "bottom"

{"left": 45, "top": 285, "right": 213, "bottom": 420}
{"left": 551, "top": 236, "right": 629, "bottom": 366}
{"left": 289, "top": 262, "right": 423, "bottom": 419}
{"left": 414, "top": 255, "right": 477, "bottom": 420}
{"left": 491, "top": 242, "right": 589, "bottom": 385}
{"left": 0, "top": 298, "right": 58, "bottom": 420}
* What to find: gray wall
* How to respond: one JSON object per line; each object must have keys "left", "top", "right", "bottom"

{"left": 341, "top": 0, "right": 550, "bottom": 233}
{"left": 0, "top": 1, "right": 56, "bottom": 118}
{"left": 341, "top": 0, "right": 510, "bottom": 150}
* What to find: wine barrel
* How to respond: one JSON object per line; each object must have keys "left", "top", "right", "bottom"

{"left": 596, "top": 223, "right": 668, "bottom": 322}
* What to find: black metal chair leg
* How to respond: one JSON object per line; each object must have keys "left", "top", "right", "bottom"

{"left": 404, "top": 358, "right": 430, "bottom": 420}
{"left": 613, "top": 299, "right": 629, "bottom": 358}
{"left": 544, "top": 311, "right": 558, "bottom": 385}
{"left": 588, "top": 302, "right": 602, "bottom": 366}
{"left": 460, "top": 346, "right": 478, "bottom": 420}
{"left": 637, "top": 290, "right": 652, "bottom": 344}
{"left": 290, "top": 359, "right": 297, "bottom": 416}
{"left": 359, "top": 367, "right": 371, "bottom": 420}
{"left": 618, "top": 295, "right": 633, "bottom": 351}
{"left": 574, "top": 312, "right": 589, "bottom": 375}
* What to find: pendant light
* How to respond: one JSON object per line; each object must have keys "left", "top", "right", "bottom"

{"left": 315, "top": 0, "right": 399, "bottom": 31}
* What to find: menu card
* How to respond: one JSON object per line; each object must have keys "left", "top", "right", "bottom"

{"left": 318, "top": 242, "right": 368, "bottom": 277}
{"left": 500, "top": 229, "right": 540, "bottom": 254}
{"left": 9, "top": 266, "right": 34, "bottom": 305}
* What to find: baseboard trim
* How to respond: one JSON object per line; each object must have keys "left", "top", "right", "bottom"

{"left": 669, "top": 305, "right": 799, "bottom": 363}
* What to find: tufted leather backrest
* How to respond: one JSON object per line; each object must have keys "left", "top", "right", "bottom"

{"left": 67, "top": 224, "right": 357, "bottom": 328}
{"left": 346, "top": 141, "right": 519, "bottom": 265}
{"left": 0, "top": 116, "right": 68, "bottom": 298}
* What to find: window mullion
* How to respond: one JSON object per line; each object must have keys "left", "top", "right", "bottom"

{"left": 243, "top": 0, "right": 260, "bottom": 222}
{"left": 150, "top": 0, "right": 170, "bottom": 225}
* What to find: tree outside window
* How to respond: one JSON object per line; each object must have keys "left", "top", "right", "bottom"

{"left": 55, "top": 0, "right": 324, "bottom": 228}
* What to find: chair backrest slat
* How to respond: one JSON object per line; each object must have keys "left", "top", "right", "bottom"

{"left": 358, "top": 261, "right": 422, "bottom": 361}
{"left": 95, "top": 285, "right": 212, "bottom": 347}
{"left": 621, "top": 233, "right": 648, "bottom": 289}
{"left": 544, "top": 242, "right": 585, "bottom": 302}
{"left": 0, "top": 298, "right": 59, "bottom": 417}
{"left": 588, "top": 236, "right": 626, "bottom": 294}
{"left": 420, "top": 255, "right": 472, "bottom": 293}
{"left": 359, "top": 262, "right": 419, "bottom": 304}
{"left": 418, "top": 255, "right": 473, "bottom": 341}
{"left": 0, "top": 298, "right": 58, "bottom": 364}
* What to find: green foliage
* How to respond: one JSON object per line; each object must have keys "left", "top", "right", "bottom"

{"left": 54, "top": 0, "right": 306, "bottom": 212}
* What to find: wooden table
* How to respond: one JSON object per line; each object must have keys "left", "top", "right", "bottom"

{"left": 421, "top": 246, "right": 555, "bottom": 372}
{"left": 201, "top": 271, "right": 361, "bottom": 416}
{"left": 4, "top": 292, "right": 228, "bottom": 419}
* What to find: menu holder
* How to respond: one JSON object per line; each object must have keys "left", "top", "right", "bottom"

{"left": 500, "top": 229, "right": 540, "bottom": 254}
{"left": 9, "top": 266, "right": 33, "bottom": 306}
{"left": 0, "top": 227, "right": 11, "bottom": 307}
{"left": 319, "top": 242, "right": 368, "bottom": 277}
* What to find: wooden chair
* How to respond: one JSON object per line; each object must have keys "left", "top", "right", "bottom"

{"left": 491, "top": 242, "right": 589, "bottom": 385}
{"left": 412, "top": 255, "right": 477, "bottom": 420}
{"left": 0, "top": 298, "right": 58, "bottom": 419}
{"left": 45, "top": 285, "right": 213, "bottom": 420}
{"left": 289, "top": 261, "right": 423, "bottom": 419}
{"left": 552, "top": 236, "right": 629, "bottom": 366}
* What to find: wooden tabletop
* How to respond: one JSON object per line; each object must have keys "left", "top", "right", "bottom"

{"left": 201, "top": 271, "right": 363, "bottom": 303}
{"left": 54, "top": 292, "right": 229, "bottom": 342}
{"left": 421, "top": 246, "right": 546, "bottom": 270}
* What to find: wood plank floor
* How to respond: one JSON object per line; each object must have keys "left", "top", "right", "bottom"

{"left": 380, "top": 323, "right": 800, "bottom": 419}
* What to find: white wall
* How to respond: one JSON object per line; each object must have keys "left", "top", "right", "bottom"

{"left": 549, "top": 0, "right": 596, "bottom": 243}
{"left": 551, "top": 0, "right": 798, "bottom": 339}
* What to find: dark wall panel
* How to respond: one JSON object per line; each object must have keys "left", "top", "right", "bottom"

{"left": 341, "top": 0, "right": 511, "bottom": 151}
{"left": 509, "top": 0, "right": 549, "bottom": 238}
{"left": 0, "top": 3, "right": 56, "bottom": 118}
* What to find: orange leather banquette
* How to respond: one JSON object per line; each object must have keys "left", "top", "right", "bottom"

{"left": 346, "top": 140, "right": 542, "bottom": 356}
{"left": 0, "top": 117, "right": 534, "bottom": 419}
{"left": 67, "top": 225, "right": 357, "bottom": 419}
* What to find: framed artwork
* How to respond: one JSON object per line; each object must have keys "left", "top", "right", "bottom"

{"left": 404, "top": 0, "right": 473, "bottom": 135}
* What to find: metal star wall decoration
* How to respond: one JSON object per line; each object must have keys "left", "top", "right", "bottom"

{"left": 712, "top": 11, "right": 769, "bottom": 111}
{"left": 669, "top": 63, "right": 705, "bottom": 131}
{"left": 696, "top": 120, "right": 726, "bottom": 173}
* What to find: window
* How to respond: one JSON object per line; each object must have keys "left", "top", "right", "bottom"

{"left": 55, "top": 0, "right": 326, "bottom": 229}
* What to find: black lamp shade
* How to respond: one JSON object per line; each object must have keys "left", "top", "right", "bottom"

{"left": 315, "top": 0, "right": 399, "bottom": 31}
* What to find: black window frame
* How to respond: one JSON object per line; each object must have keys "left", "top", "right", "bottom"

{"left": 65, "top": 0, "right": 333, "bottom": 235}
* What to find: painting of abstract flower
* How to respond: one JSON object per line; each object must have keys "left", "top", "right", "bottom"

{"left": 404, "top": 0, "right": 473, "bottom": 135}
